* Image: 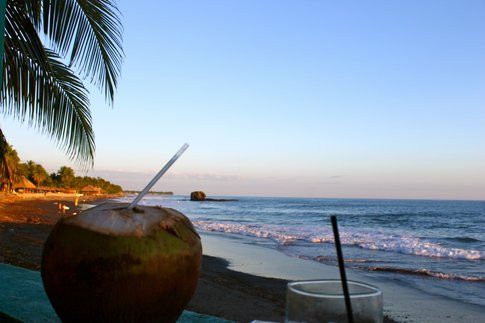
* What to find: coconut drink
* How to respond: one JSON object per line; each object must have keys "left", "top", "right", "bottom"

{"left": 41, "top": 144, "right": 201, "bottom": 322}
{"left": 41, "top": 202, "right": 202, "bottom": 322}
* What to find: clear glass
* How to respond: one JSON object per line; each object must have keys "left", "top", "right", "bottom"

{"left": 286, "top": 279, "right": 383, "bottom": 323}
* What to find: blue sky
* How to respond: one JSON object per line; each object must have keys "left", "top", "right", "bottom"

{"left": 1, "top": 1, "right": 484, "bottom": 199}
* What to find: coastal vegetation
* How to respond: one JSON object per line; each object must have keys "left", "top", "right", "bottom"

{"left": 0, "top": 144, "right": 122, "bottom": 194}
{"left": 0, "top": 0, "right": 124, "bottom": 174}
{"left": 48, "top": 166, "right": 123, "bottom": 194}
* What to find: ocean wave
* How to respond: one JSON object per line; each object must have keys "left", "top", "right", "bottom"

{"left": 311, "top": 255, "right": 374, "bottom": 263}
{"left": 362, "top": 266, "right": 485, "bottom": 282}
{"left": 194, "top": 221, "right": 484, "bottom": 260}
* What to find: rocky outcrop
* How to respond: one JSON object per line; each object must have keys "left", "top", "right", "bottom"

{"left": 190, "top": 191, "right": 238, "bottom": 202}
{"left": 190, "top": 191, "right": 206, "bottom": 201}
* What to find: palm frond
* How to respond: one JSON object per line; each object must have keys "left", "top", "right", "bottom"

{"left": 18, "top": 0, "right": 42, "bottom": 29}
{"left": 4, "top": 1, "right": 50, "bottom": 78}
{"left": 0, "top": 129, "right": 7, "bottom": 153}
{"left": 2, "top": 4, "right": 95, "bottom": 166}
{"left": 42, "top": 0, "right": 124, "bottom": 101}
{"left": 0, "top": 142, "right": 21, "bottom": 188}
{"left": 0, "top": 129, "right": 9, "bottom": 188}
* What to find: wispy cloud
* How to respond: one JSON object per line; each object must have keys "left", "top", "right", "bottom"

{"left": 167, "top": 172, "right": 243, "bottom": 182}
{"left": 87, "top": 169, "right": 243, "bottom": 183}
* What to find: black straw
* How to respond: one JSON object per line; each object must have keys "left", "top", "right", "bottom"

{"left": 331, "top": 216, "right": 354, "bottom": 323}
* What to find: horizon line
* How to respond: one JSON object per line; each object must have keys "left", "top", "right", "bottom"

{"left": 128, "top": 192, "right": 485, "bottom": 203}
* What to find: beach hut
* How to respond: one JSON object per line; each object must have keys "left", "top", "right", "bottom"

{"left": 81, "top": 185, "right": 102, "bottom": 196}
{"left": 38, "top": 186, "right": 55, "bottom": 192}
{"left": 13, "top": 176, "right": 37, "bottom": 193}
{"left": 37, "top": 186, "right": 60, "bottom": 195}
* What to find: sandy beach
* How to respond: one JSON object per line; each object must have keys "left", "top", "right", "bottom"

{"left": 1, "top": 195, "right": 483, "bottom": 322}
{"left": 200, "top": 233, "right": 485, "bottom": 322}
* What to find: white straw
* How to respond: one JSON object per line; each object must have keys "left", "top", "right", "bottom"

{"left": 127, "top": 143, "right": 189, "bottom": 209}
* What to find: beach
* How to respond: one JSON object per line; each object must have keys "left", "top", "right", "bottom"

{"left": 0, "top": 195, "right": 484, "bottom": 322}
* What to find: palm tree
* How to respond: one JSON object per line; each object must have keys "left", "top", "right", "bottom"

{"left": 57, "top": 165, "right": 75, "bottom": 188}
{"left": 0, "top": 0, "right": 124, "bottom": 168}
{"left": 0, "top": 144, "right": 21, "bottom": 191}
{"left": 32, "top": 163, "right": 48, "bottom": 186}
{"left": 23, "top": 160, "right": 37, "bottom": 179}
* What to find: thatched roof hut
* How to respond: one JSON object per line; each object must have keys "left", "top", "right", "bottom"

{"left": 81, "top": 185, "right": 101, "bottom": 195}
{"left": 13, "top": 176, "right": 36, "bottom": 192}
{"left": 38, "top": 186, "right": 56, "bottom": 192}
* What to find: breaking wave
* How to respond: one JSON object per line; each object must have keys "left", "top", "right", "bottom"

{"left": 193, "top": 221, "right": 484, "bottom": 261}
{"left": 362, "top": 266, "right": 484, "bottom": 282}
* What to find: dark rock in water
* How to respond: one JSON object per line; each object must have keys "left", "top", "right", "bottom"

{"left": 190, "top": 191, "right": 238, "bottom": 202}
{"left": 190, "top": 191, "right": 206, "bottom": 201}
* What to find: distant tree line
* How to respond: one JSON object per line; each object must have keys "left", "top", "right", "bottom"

{"left": 0, "top": 145, "right": 122, "bottom": 194}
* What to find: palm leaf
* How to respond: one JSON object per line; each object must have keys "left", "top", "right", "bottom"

{"left": 0, "top": 0, "right": 123, "bottom": 167}
{"left": 2, "top": 2, "right": 95, "bottom": 166}
{"left": 42, "top": 0, "right": 124, "bottom": 101}
{"left": 0, "top": 129, "right": 9, "bottom": 183}
{"left": 0, "top": 143, "right": 22, "bottom": 188}
{"left": 0, "top": 129, "right": 7, "bottom": 157}
{"left": 19, "top": 0, "right": 42, "bottom": 29}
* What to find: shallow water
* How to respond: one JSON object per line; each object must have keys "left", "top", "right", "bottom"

{"left": 116, "top": 195, "right": 485, "bottom": 307}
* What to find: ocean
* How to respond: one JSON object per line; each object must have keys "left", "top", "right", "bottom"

{"left": 116, "top": 195, "right": 485, "bottom": 307}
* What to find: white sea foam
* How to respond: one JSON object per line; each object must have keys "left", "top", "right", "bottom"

{"left": 364, "top": 266, "right": 484, "bottom": 281}
{"left": 193, "top": 221, "right": 484, "bottom": 261}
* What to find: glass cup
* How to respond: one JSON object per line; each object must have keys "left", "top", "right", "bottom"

{"left": 285, "top": 279, "right": 383, "bottom": 323}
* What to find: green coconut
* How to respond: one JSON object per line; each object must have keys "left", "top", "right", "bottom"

{"left": 41, "top": 203, "right": 202, "bottom": 322}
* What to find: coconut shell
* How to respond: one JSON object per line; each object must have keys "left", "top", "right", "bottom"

{"left": 41, "top": 203, "right": 202, "bottom": 323}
